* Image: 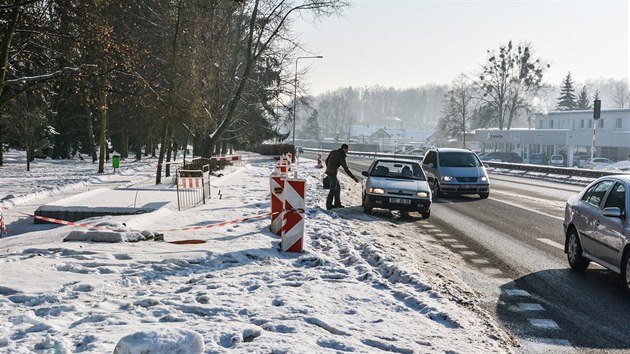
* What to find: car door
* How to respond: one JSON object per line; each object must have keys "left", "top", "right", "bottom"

{"left": 597, "top": 181, "right": 628, "bottom": 269}
{"left": 422, "top": 151, "right": 438, "bottom": 179}
{"left": 577, "top": 180, "right": 615, "bottom": 260}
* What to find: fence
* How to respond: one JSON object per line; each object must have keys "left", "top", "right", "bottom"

{"left": 176, "top": 164, "right": 210, "bottom": 211}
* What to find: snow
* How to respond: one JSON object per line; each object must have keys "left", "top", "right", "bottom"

{"left": 0, "top": 150, "right": 515, "bottom": 353}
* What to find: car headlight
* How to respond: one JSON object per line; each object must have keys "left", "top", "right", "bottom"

{"left": 480, "top": 176, "right": 488, "bottom": 182}
{"left": 369, "top": 187, "right": 385, "bottom": 194}
{"left": 416, "top": 191, "right": 429, "bottom": 198}
{"left": 441, "top": 176, "right": 453, "bottom": 182}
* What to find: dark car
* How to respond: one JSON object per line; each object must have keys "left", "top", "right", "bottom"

{"left": 361, "top": 159, "right": 433, "bottom": 218}
{"left": 563, "top": 175, "right": 630, "bottom": 292}
{"left": 529, "top": 153, "right": 547, "bottom": 165}
{"left": 422, "top": 148, "right": 490, "bottom": 199}
{"left": 480, "top": 151, "right": 523, "bottom": 163}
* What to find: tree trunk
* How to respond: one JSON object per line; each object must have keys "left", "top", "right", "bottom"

{"left": 0, "top": 125, "right": 3, "bottom": 166}
{"left": 98, "top": 89, "right": 107, "bottom": 173}
{"left": 26, "top": 136, "right": 32, "bottom": 171}
{"left": 121, "top": 125, "right": 128, "bottom": 158}
{"left": 156, "top": 0, "right": 183, "bottom": 184}
{"left": 165, "top": 127, "right": 172, "bottom": 178}
{"left": 156, "top": 118, "right": 169, "bottom": 184}
{"left": 172, "top": 140, "right": 178, "bottom": 161}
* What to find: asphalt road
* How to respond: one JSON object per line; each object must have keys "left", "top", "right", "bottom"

{"left": 309, "top": 152, "right": 630, "bottom": 353}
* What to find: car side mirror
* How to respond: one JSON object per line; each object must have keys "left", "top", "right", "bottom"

{"left": 427, "top": 176, "right": 435, "bottom": 183}
{"left": 483, "top": 162, "right": 489, "bottom": 168}
{"left": 603, "top": 207, "right": 623, "bottom": 218}
{"left": 362, "top": 171, "right": 369, "bottom": 177}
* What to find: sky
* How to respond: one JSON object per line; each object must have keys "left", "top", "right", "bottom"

{"left": 293, "top": 0, "right": 630, "bottom": 95}
{"left": 0, "top": 151, "right": 521, "bottom": 353}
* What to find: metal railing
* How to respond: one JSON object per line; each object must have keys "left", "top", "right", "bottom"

{"left": 303, "top": 147, "right": 629, "bottom": 179}
{"left": 176, "top": 164, "right": 210, "bottom": 211}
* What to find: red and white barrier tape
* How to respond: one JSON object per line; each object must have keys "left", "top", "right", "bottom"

{"left": 0, "top": 206, "right": 305, "bottom": 234}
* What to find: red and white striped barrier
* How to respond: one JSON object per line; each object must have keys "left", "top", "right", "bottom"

{"left": 281, "top": 178, "right": 306, "bottom": 253}
{"left": 274, "top": 162, "right": 289, "bottom": 176}
{"left": 280, "top": 154, "right": 291, "bottom": 171}
{"left": 211, "top": 155, "right": 241, "bottom": 164}
{"left": 178, "top": 177, "right": 203, "bottom": 189}
{"left": 270, "top": 175, "right": 285, "bottom": 235}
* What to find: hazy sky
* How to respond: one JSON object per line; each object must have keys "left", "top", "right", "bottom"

{"left": 293, "top": 0, "right": 629, "bottom": 95}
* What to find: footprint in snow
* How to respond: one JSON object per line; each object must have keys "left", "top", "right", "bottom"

{"left": 317, "top": 339, "right": 355, "bottom": 352}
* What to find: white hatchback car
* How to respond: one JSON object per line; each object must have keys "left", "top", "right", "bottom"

{"left": 550, "top": 154, "right": 565, "bottom": 167}
{"left": 361, "top": 159, "right": 433, "bottom": 218}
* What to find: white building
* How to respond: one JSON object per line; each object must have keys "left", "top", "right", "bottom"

{"left": 472, "top": 108, "right": 630, "bottom": 166}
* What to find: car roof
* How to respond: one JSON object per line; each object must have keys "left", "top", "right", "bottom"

{"left": 594, "top": 175, "right": 630, "bottom": 184}
{"left": 433, "top": 148, "right": 474, "bottom": 153}
{"left": 374, "top": 158, "right": 420, "bottom": 164}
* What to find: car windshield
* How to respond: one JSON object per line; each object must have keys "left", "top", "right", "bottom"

{"left": 439, "top": 152, "right": 482, "bottom": 167}
{"left": 371, "top": 161, "right": 424, "bottom": 180}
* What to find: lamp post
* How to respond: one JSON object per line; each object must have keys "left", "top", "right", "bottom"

{"left": 292, "top": 55, "right": 323, "bottom": 162}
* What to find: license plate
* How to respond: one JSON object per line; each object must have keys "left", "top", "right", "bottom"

{"left": 389, "top": 198, "right": 411, "bottom": 205}
{"left": 461, "top": 185, "right": 476, "bottom": 189}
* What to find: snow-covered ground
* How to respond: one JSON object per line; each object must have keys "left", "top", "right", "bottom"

{"left": 0, "top": 151, "right": 516, "bottom": 353}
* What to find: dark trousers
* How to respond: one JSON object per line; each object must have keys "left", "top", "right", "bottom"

{"left": 326, "top": 174, "right": 341, "bottom": 209}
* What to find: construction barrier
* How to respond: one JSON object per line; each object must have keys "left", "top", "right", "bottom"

{"left": 275, "top": 162, "right": 289, "bottom": 176}
{"left": 281, "top": 178, "right": 306, "bottom": 253}
{"left": 269, "top": 175, "right": 285, "bottom": 235}
{"left": 177, "top": 164, "right": 210, "bottom": 211}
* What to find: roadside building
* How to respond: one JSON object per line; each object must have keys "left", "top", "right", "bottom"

{"left": 473, "top": 108, "right": 630, "bottom": 166}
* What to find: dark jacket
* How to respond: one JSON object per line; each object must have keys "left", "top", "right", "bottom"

{"left": 325, "top": 148, "right": 355, "bottom": 179}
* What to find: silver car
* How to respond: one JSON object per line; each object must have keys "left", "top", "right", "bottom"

{"left": 361, "top": 159, "right": 433, "bottom": 219}
{"left": 422, "top": 148, "right": 490, "bottom": 199}
{"left": 564, "top": 175, "right": 630, "bottom": 292}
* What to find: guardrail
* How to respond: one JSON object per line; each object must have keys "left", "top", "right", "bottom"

{"left": 303, "top": 147, "right": 629, "bottom": 179}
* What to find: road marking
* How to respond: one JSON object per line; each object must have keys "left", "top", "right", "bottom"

{"left": 537, "top": 238, "right": 564, "bottom": 250}
{"left": 461, "top": 251, "right": 478, "bottom": 256}
{"left": 520, "top": 338, "right": 574, "bottom": 353}
{"left": 504, "top": 289, "right": 531, "bottom": 297}
{"left": 488, "top": 197, "right": 564, "bottom": 221}
{"left": 442, "top": 238, "right": 458, "bottom": 243}
{"left": 452, "top": 244, "right": 467, "bottom": 249}
{"left": 481, "top": 267, "right": 503, "bottom": 275}
{"left": 528, "top": 318, "right": 560, "bottom": 330}
{"left": 518, "top": 303, "right": 545, "bottom": 311}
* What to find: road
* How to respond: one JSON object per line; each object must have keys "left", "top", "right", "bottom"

{"left": 311, "top": 152, "right": 630, "bottom": 353}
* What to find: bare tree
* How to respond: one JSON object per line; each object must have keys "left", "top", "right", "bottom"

{"left": 474, "top": 41, "right": 550, "bottom": 130}
{"left": 612, "top": 82, "right": 629, "bottom": 108}
{"left": 438, "top": 74, "right": 476, "bottom": 148}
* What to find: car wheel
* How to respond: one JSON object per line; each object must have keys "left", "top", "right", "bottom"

{"left": 567, "top": 227, "right": 589, "bottom": 271}
{"left": 622, "top": 251, "right": 630, "bottom": 293}
{"left": 362, "top": 195, "right": 372, "bottom": 214}
{"left": 421, "top": 211, "right": 430, "bottom": 219}
{"left": 479, "top": 192, "right": 489, "bottom": 199}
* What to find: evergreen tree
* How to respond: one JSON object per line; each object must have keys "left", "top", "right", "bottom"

{"left": 556, "top": 72, "right": 577, "bottom": 110}
{"left": 593, "top": 89, "right": 600, "bottom": 101}
{"left": 300, "top": 110, "right": 321, "bottom": 142}
{"left": 576, "top": 86, "right": 592, "bottom": 110}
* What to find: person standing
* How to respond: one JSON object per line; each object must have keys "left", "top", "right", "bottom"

{"left": 325, "top": 144, "right": 359, "bottom": 210}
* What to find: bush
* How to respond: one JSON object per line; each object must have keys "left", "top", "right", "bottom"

{"left": 245, "top": 144, "right": 294, "bottom": 156}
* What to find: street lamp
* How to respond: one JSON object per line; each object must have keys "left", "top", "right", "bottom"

{"left": 292, "top": 55, "right": 323, "bottom": 162}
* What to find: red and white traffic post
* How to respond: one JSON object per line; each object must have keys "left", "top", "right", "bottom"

{"left": 281, "top": 178, "right": 306, "bottom": 253}
{"left": 269, "top": 174, "right": 285, "bottom": 235}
